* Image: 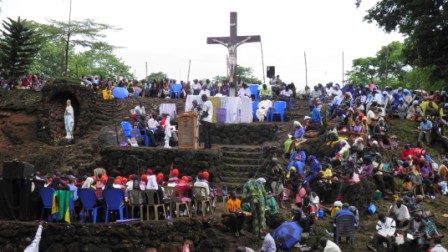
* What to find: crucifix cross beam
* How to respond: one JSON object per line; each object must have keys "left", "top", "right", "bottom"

{"left": 207, "top": 12, "right": 261, "bottom": 96}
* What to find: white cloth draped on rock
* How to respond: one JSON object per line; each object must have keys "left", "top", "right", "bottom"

{"left": 185, "top": 95, "right": 253, "bottom": 123}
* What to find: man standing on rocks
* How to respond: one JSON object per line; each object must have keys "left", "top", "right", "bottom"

{"left": 199, "top": 94, "right": 213, "bottom": 149}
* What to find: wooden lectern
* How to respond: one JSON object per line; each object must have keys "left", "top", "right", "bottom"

{"left": 177, "top": 112, "right": 199, "bottom": 149}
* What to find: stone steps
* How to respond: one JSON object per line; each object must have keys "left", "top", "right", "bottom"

{"left": 220, "top": 151, "right": 260, "bottom": 159}
{"left": 219, "top": 145, "right": 261, "bottom": 153}
{"left": 219, "top": 145, "right": 263, "bottom": 184}
{"left": 220, "top": 176, "right": 249, "bottom": 184}
{"left": 221, "top": 156, "right": 259, "bottom": 164}
{"left": 220, "top": 170, "right": 251, "bottom": 178}
{"left": 218, "top": 182, "right": 246, "bottom": 193}
{"left": 222, "top": 164, "right": 259, "bottom": 173}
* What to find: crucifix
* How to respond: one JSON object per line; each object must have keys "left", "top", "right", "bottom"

{"left": 207, "top": 12, "right": 261, "bottom": 96}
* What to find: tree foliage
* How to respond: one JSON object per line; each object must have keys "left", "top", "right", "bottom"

{"left": 147, "top": 72, "right": 167, "bottom": 83}
{"left": 214, "top": 65, "right": 261, "bottom": 84}
{"left": 0, "top": 17, "right": 40, "bottom": 80}
{"left": 26, "top": 20, "right": 131, "bottom": 79}
{"left": 71, "top": 42, "right": 130, "bottom": 79}
{"left": 362, "top": 0, "right": 448, "bottom": 81}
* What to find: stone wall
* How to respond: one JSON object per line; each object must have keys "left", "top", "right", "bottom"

{"left": 0, "top": 219, "right": 259, "bottom": 252}
{"left": 99, "top": 147, "right": 220, "bottom": 179}
{"left": 211, "top": 123, "right": 277, "bottom": 145}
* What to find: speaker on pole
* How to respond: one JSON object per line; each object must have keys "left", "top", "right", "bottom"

{"left": 267, "top": 66, "right": 275, "bottom": 78}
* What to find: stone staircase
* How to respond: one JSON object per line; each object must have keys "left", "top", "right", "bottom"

{"left": 218, "top": 145, "right": 266, "bottom": 190}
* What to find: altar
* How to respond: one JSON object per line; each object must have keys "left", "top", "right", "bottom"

{"left": 185, "top": 95, "right": 253, "bottom": 123}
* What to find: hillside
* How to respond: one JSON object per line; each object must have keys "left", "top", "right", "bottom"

{"left": 0, "top": 85, "right": 447, "bottom": 251}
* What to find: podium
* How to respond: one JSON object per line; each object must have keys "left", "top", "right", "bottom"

{"left": 177, "top": 112, "right": 199, "bottom": 149}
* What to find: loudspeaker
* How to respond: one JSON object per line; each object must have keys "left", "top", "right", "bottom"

{"left": 3, "top": 161, "right": 34, "bottom": 180}
{"left": 267, "top": 66, "right": 275, "bottom": 78}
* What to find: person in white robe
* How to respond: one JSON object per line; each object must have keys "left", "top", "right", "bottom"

{"left": 256, "top": 96, "right": 273, "bottom": 122}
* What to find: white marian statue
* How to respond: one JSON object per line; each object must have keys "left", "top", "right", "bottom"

{"left": 64, "top": 99, "right": 75, "bottom": 141}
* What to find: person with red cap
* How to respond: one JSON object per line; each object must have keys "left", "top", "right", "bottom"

{"left": 193, "top": 172, "right": 211, "bottom": 207}
{"left": 202, "top": 171, "right": 217, "bottom": 207}
{"left": 167, "top": 168, "right": 180, "bottom": 187}
{"left": 140, "top": 174, "right": 148, "bottom": 190}
{"left": 176, "top": 177, "right": 193, "bottom": 202}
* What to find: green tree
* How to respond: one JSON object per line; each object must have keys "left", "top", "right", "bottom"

{"left": 375, "top": 41, "right": 407, "bottom": 88}
{"left": 29, "top": 19, "right": 118, "bottom": 77}
{"left": 147, "top": 72, "right": 167, "bottom": 83}
{"left": 346, "top": 57, "right": 379, "bottom": 85}
{"left": 70, "top": 42, "right": 131, "bottom": 79}
{"left": 361, "top": 0, "right": 448, "bottom": 82}
{"left": 0, "top": 17, "right": 40, "bottom": 80}
{"left": 237, "top": 65, "right": 261, "bottom": 84}
{"left": 214, "top": 65, "right": 261, "bottom": 85}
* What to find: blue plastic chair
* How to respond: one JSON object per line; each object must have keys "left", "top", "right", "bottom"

{"left": 39, "top": 187, "right": 56, "bottom": 221}
{"left": 268, "top": 101, "right": 287, "bottom": 122}
{"left": 79, "top": 188, "right": 102, "bottom": 224}
{"left": 252, "top": 101, "right": 259, "bottom": 122}
{"left": 121, "top": 121, "right": 135, "bottom": 142}
{"left": 136, "top": 122, "right": 150, "bottom": 146}
{"left": 248, "top": 84, "right": 260, "bottom": 101}
{"left": 103, "top": 188, "right": 128, "bottom": 223}
{"left": 169, "top": 84, "right": 183, "bottom": 98}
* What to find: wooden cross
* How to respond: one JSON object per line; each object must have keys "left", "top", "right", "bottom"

{"left": 207, "top": 12, "right": 261, "bottom": 96}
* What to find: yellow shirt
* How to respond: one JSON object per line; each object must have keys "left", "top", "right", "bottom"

{"left": 330, "top": 207, "right": 341, "bottom": 218}
{"left": 319, "top": 169, "right": 333, "bottom": 179}
{"left": 226, "top": 198, "right": 241, "bottom": 215}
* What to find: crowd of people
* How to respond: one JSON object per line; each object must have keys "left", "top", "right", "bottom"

{"left": 19, "top": 79, "right": 448, "bottom": 251}
{"left": 273, "top": 82, "right": 448, "bottom": 251}
{"left": 33, "top": 166, "right": 218, "bottom": 222}
{"left": 1, "top": 73, "right": 47, "bottom": 91}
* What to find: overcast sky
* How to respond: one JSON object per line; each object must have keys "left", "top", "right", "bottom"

{"left": 2, "top": 0, "right": 403, "bottom": 90}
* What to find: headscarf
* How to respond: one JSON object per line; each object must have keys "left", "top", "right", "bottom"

{"left": 293, "top": 121, "right": 302, "bottom": 128}
{"left": 257, "top": 177, "right": 266, "bottom": 184}
{"left": 82, "top": 177, "right": 94, "bottom": 189}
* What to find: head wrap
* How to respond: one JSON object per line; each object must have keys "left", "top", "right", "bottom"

{"left": 146, "top": 169, "right": 153, "bottom": 175}
{"left": 334, "top": 201, "right": 343, "bottom": 207}
{"left": 257, "top": 177, "right": 266, "bottom": 184}
{"left": 293, "top": 121, "right": 302, "bottom": 128}
{"left": 169, "top": 168, "right": 179, "bottom": 177}
{"left": 203, "top": 171, "right": 209, "bottom": 179}
{"left": 156, "top": 173, "right": 164, "bottom": 184}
